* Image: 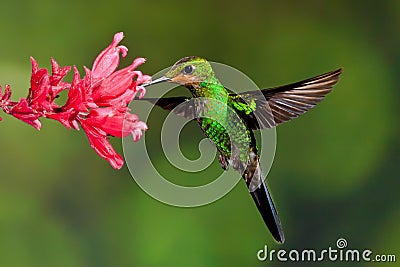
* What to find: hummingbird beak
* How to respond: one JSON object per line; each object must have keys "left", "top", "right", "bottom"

{"left": 142, "top": 76, "right": 171, "bottom": 87}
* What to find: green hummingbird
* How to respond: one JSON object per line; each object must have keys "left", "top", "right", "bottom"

{"left": 143, "top": 56, "right": 342, "bottom": 243}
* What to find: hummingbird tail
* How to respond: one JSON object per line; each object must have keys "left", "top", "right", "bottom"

{"left": 250, "top": 179, "right": 285, "bottom": 243}
{"left": 241, "top": 153, "right": 284, "bottom": 243}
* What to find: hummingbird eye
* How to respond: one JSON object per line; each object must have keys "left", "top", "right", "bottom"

{"left": 183, "top": 65, "right": 195, "bottom": 75}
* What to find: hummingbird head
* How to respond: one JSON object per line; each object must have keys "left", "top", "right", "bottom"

{"left": 145, "top": 56, "right": 216, "bottom": 89}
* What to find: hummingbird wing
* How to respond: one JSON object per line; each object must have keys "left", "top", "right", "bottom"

{"left": 230, "top": 68, "right": 342, "bottom": 129}
{"left": 139, "top": 97, "right": 196, "bottom": 118}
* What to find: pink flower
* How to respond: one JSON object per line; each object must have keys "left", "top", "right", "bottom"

{"left": 92, "top": 32, "right": 127, "bottom": 79}
{"left": 0, "top": 32, "right": 150, "bottom": 169}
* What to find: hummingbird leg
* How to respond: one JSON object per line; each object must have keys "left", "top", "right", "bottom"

{"left": 245, "top": 151, "right": 263, "bottom": 191}
{"left": 218, "top": 154, "right": 229, "bottom": 170}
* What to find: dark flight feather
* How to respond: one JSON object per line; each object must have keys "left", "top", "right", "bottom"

{"left": 232, "top": 68, "right": 342, "bottom": 129}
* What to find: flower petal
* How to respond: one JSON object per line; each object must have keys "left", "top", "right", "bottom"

{"left": 10, "top": 98, "right": 42, "bottom": 130}
{"left": 29, "top": 61, "right": 53, "bottom": 110}
{"left": 62, "top": 67, "right": 89, "bottom": 113}
{"left": 127, "top": 119, "right": 147, "bottom": 142}
{"left": 84, "top": 107, "right": 126, "bottom": 137}
{"left": 50, "top": 58, "right": 72, "bottom": 96}
{"left": 91, "top": 32, "right": 128, "bottom": 79}
{"left": 80, "top": 118, "right": 124, "bottom": 169}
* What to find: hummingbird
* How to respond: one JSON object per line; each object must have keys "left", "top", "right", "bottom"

{"left": 142, "top": 56, "right": 342, "bottom": 243}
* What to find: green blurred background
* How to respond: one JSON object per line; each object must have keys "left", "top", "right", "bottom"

{"left": 0, "top": 0, "right": 398, "bottom": 266}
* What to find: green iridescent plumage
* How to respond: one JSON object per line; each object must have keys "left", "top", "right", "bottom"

{"left": 164, "top": 57, "right": 257, "bottom": 165}
{"left": 143, "top": 56, "right": 342, "bottom": 243}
